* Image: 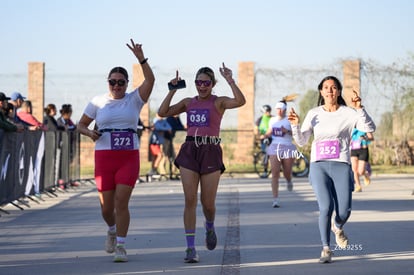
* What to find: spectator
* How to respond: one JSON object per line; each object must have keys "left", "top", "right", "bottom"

{"left": 136, "top": 118, "right": 146, "bottom": 141}
{"left": 3, "top": 102, "right": 15, "bottom": 122}
{"left": 17, "top": 100, "right": 47, "bottom": 131}
{"left": 149, "top": 114, "right": 172, "bottom": 175}
{"left": 9, "top": 91, "right": 26, "bottom": 123}
{"left": 57, "top": 104, "right": 76, "bottom": 130}
{"left": 164, "top": 114, "right": 185, "bottom": 178}
{"left": 0, "top": 92, "right": 24, "bottom": 133}
{"left": 44, "top": 103, "right": 65, "bottom": 131}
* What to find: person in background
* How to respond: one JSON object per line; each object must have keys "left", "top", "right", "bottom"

{"left": 57, "top": 104, "right": 76, "bottom": 130}
{"left": 9, "top": 91, "right": 26, "bottom": 124}
{"left": 288, "top": 76, "right": 376, "bottom": 264}
{"left": 3, "top": 102, "right": 16, "bottom": 122}
{"left": 44, "top": 103, "right": 65, "bottom": 131}
{"left": 164, "top": 114, "right": 186, "bottom": 179}
{"left": 0, "top": 92, "right": 24, "bottom": 133}
{"left": 350, "top": 129, "right": 374, "bottom": 192}
{"left": 17, "top": 100, "right": 48, "bottom": 131}
{"left": 148, "top": 114, "right": 172, "bottom": 176}
{"left": 262, "top": 96, "right": 297, "bottom": 208}
{"left": 77, "top": 39, "right": 154, "bottom": 263}
{"left": 255, "top": 104, "right": 273, "bottom": 152}
{"left": 158, "top": 64, "right": 246, "bottom": 263}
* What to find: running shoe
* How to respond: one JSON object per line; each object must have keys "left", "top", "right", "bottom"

{"left": 105, "top": 231, "right": 116, "bottom": 253}
{"left": 354, "top": 185, "right": 362, "bottom": 192}
{"left": 319, "top": 248, "right": 333, "bottom": 263}
{"left": 331, "top": 218, "right": 349, "bottom": 249}
{"left": 272, "top": 199, "right": 280, "bottom": 208}
{"left": 363, "top": 175, "right": 371, "bottom": 186}
{"left": 113, "top": 245, "right": 128, "bottom": 262}
{"left": 287, "top": 181, "right": 293, "bottom": 191}
{"left": 184, "top": 248, "right": 199, "bottom": 263}
{"left": 205, "top": 229, "right": 217, "bottom": 250}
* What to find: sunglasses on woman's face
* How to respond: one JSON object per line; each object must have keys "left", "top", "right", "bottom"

{"left": 108, "top": 79, "right": 127, "bottom": 87}
{"left": 195, "top": 80, "right": 212, "bottom": 87}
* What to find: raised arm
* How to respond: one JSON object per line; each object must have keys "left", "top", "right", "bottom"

{"left": 158, "top": 70, "right": 189, "bottom": 117}
{"left": 126, "top": 39, "right": 155, "bottom": 102}
{"left": 216, "top": 63, "right": 246, "bottom": 112}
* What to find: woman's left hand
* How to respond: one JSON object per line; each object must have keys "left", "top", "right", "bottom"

{"left": 219, "top": 63, "right": 234, "bottom": 83}
{"left": 126, "top": 38, "right": 145, "bottom": 62}
{"left": 351, "top": 90, "right": 363, "bottom": 109}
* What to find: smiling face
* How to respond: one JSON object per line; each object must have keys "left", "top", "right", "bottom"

{"left": 320, "top": 79, "right": 340, "bottom": 106}
{"left": 194, "top": 67, "right": 216, "bottom": 100}
{"left": 195, "top": 73, "right": 214, "bottom": 99}
{"left": 108, "top": 72, "right": 128, "bottom": 99}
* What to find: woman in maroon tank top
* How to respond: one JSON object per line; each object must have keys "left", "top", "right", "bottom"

{"left": 158, "top": 63, "right": 246, "bottom": 263}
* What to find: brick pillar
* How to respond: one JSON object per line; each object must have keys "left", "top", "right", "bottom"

{"left": 342, "top": 60, "right": 361, "bottom": 106}
{"left": 132, "top": 64, "right": 150, "bottom": 163}
{"left": 28, "top": 62, "right": 45, "bottom": 122}
{"left": 234, "top": 62, "right": 255, "bottom": 163}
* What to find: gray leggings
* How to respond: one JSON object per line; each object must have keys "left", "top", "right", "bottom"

{"left": 309, "top": 161, "right": 354, "bottom": 247}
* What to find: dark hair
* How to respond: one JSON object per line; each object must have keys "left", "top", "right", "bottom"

{"left": 44, "top": 103, "right": 57, "bottom": 115}
{"left": 317, "top": 76, "right": 347, "bottom": 106}
{"left": 4, "top": 102, "right": 14, "bottom": 113}
{"left": 108, "top": 67, "right": 129, "bottom": 81}
{"left": 195, "top": 67, "right": 216, "bottom": 86}
{"left": 22, "top": 100, "right": 32, "bottom": 109}
{"left": 261, "top": 104, "right": 271, "bottom": 112}
{"left": 60, "top": 104, "right": 72, "bottom": 114}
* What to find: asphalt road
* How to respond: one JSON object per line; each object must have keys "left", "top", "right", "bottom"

{"left": 1, "top": 174, "right": 413, "bottom": 275}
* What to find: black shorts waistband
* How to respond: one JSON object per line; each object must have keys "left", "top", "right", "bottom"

{"left": 99, "top": 128, "right": 137, "bottom": 133}
{"left": 185, "top": 136, "right": 221, "bottom": 144}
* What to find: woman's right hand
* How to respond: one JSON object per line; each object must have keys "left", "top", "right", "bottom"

{"left": 288, "top": 107, "right": 300, "bottom": 125}
{"left": 89, "top": 130, "right": 102, "bottom": 142}
{"left": 168, "top": 70, "right": 181, "bottom": 91}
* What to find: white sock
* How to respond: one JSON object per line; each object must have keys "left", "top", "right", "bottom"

{"left": 116, "top": 236, "right": 126, "bottom": 246}
{"left": 108, "top": 225, "right": 116, "bottom": 233}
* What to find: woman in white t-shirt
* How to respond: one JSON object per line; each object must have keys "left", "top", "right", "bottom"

{"left": 77, "top": 39, "right": 155, "bottom": 263}
{"left": 263, "top": 100, "right": 296, "bottom": 208}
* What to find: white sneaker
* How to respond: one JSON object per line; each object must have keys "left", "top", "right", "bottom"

{"left": 287, "top": 181, "right": 293, "bottom": 191}
{"left": 319, "top": 248, "right": 333, "bottom": 263}
{"left": 113, "top": 245, "right": 128, "bottom": 262}
{"left": 272, "top": 199, "right": 280, "bottom": 208}
{"left": 105, "top": 231, "right": 116, "bottom": 253}
{"left": 331, "top": 217, "right": 349, "bottom": 249}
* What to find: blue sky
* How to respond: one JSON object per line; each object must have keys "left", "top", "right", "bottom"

{"left": 2, "top": 0, "right": 413, "bottom": 73}
{"left": 1, "top": 0, "right": 413, "bottom": 125}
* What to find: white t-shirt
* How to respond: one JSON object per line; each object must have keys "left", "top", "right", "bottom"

{"left": 268, "top": 116, "right": 293, "bottom": 145}
{"left": 83, "top": 88, "right": 145, "bottom": 150}
{"left": 292, "top": 105, "right": 376, "bottom": 163}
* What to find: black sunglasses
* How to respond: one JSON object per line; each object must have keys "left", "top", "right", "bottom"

{"left": 108, "top": 79, "right": 127, "bottom": 86}
{"left": 195, "top": 80, "right": 212, "bottom": 87}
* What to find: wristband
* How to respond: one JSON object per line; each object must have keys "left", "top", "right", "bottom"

{"left": 140, "top": 58, "right": 148, "bottom": 65}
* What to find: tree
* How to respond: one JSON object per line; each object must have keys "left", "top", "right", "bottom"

{"left": 299, "top": 89, "right": 318, "bottom": 117}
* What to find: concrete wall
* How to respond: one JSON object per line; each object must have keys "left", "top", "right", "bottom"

{"left": 342, "top": 60, "right": 361, "bottom": 105}
{"left": 27, "top": 62, "right": 45, "bottom": 122}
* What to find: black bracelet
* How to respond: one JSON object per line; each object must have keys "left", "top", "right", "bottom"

{"left": 139, "top": 58, "right": 148, "bottom": 65}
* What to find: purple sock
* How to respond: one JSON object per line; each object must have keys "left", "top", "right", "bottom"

{"left": 185, "top": 230, "right": 196, "bottom": 248}
{"left": 205, "top": 220, "right": 215, "bottom": 231}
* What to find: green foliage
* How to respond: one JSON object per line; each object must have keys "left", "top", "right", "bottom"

{"left": 376, "top": 111, "right": 393, "bottom": 140}
{"left": 299, "top": 89, "right": 318, "bottom": 117}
